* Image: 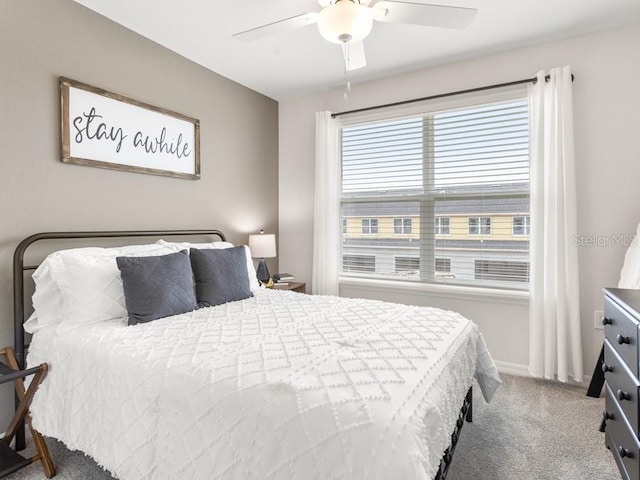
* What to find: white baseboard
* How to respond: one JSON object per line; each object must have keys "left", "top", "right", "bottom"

{"left": 493, "top": 360, "right": 593, "bottom": 389}
{"left": 494, "top": 360, "right": 529, "bottom": 376}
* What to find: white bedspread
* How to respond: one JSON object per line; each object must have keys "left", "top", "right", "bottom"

{"left": 27, "top": 289, "right": 500, "bottom": 480}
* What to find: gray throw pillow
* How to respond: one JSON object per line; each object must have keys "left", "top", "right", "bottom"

{"left": 116, "top": 250, "right": 197, "bottom": 325}
{"left": 190, "top": 246, "right": 252, "bottom": 307}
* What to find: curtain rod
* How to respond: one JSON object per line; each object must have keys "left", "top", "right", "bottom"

{"left": 331, "top": 73, "right": 574, "bottom": 118}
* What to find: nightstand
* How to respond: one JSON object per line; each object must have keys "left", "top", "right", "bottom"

{"left": 272, "top": 282, "right": 306, "bottom": 294}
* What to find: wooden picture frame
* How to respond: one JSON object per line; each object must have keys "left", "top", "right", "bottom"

{"left": 60, "top": 77, "right": 200, "bottom": 180}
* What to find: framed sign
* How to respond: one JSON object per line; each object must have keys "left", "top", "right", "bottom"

{"left": 60, "top": 77, "right": 200, "bottom": 180}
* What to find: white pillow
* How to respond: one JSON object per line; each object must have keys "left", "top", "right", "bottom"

{"left": 27, "top": 258, "right": 64, "bottom": 332}
{"left": 156, "top": 239, "right": 235, "bottom": 250}
{"left": 156, "top": 239, "right": 260, "bottom": 292}
{"left": 27, "top": 244, "right": 175, "bottom": 333}
{"left": 23, "top": 313, "right": 41, "bottom": 334}
{"left": 619, "top": 223, "right": 640, "bottom": 289}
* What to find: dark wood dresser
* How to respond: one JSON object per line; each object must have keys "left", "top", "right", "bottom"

{"left": 603, "top": 288, "right": 640, "bottom": 480}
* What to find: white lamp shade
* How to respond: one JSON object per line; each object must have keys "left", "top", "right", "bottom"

{"left": 317, "top": 1, "right": 373, "bottom": 44}
{"left": 248, "top": 233, "right": 276, "bottom": 258}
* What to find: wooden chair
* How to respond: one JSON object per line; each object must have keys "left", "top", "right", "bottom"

{"left": 0, "top": 347, "right": 55, "bottom": 478}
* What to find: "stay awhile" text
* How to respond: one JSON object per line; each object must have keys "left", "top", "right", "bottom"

{"left": 72, "top": 107, "right": 191, "bottom": 160}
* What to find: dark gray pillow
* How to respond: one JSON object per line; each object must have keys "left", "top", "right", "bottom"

{"left": 190, "top": 247, "right": 252, "bottom": 307}
{"left": 116, "top": 250, "right": 197, "bottom": 325}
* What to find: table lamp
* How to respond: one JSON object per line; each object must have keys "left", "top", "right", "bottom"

{"left": 248, "top": 230, "right": 276, "bottom": 283}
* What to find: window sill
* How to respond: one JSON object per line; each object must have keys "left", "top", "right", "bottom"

{"left": 338, "top": 276, "right": 530, "bottom": 305}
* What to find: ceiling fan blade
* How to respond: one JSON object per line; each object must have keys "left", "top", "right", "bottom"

{"left": 341, "top": 41, "right": 367, "bottom": 71}
{"left": 233, "top": 12, "right": 319, "bottom": 41}
{"left": 373, "top": 1, "right": 477, "bottom": 29}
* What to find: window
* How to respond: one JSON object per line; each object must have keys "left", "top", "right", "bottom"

{"left": 343, "top": 255, "right": 376, "bottom": 273}
{"left": 395, "top": 256, "right": 419, "bottom": 272}
{"left": 435, "top": 217, "right": 450, "bottom": 235}
{"left": 435, "top": 258, "right": 451, "bottom": 273}
{"left": 468, "top": 217, "right": 492, "bottom": 235}
{"left": 475, "top": 260, "right": 529, "bottom": 283}
{"left": 361, "top": 218, "right": 378, "bottom": 235}
{"left": 394, "top": 218, "right": 412, "bottom": 234}
{"left": 513, "top": 216, "right": 530, "bottom": 235}
{"left": 340, "top": 95, "right": 530, "bottom": 290}
{"left": 343, "top": 218, "right": 348, "bottom": 235}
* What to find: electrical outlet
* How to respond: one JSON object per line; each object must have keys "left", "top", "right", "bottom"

{"left": 594, "top": 310, "right": 604, "bottom": 330}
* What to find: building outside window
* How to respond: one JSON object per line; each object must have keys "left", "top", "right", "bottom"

{"left": 340, "top": 96, "right": 530, "bottom": 290}
{"left": 394, "top": 218, "right": 412, "bottom": 234}
{"left": 395, "top": 256, "right": 419, "bottom": 272}
{"left": 513, "top": 216, "right": 530, "bottom": 235}
{"left": 435, "top": 217, "right": 450, "bottom": 235}
{"left": 435, "top": 257, "right": 451, "bottom": 273}
{"left": 468, "top": 217, "right": 492, "bottom": 235}
{"left": 361, "top": 218, "right": 379, "bottom": 235}
{"left": 343, "top": 255, "right": 376, "bottom": 273}
{"left": 475, "top": 259, "right": 529, "bottom": 283}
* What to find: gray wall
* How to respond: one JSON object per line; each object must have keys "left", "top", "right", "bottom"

{"left": 279, "top": 24, "right": 640, "bottom": 380}
{"left": 0, "top": 0, "right": 278, "bottom": 428}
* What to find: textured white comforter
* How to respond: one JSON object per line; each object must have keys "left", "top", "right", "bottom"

{"left": 28, "top": 289, "right": 500, "bottom": 480}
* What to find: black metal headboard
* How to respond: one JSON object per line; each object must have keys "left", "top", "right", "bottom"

{"left": 12, "top": 229, "right": 227, "bottom": 369}
{"left": 11, "top": 229, "right": 227, "bottom": 451}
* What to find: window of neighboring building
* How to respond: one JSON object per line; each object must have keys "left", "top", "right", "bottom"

{"left": 468, "top": 217, "right": 492, "bottom": 235}
{"left": 474, "top": 260, "right": 529, "bottom": 283}
{"left": 339, "top": 95, "right": 530, "bottom": 291}
{"left": 395, "top": 256, "right": 419, "bottom": 272}
{"left": 513, "top": 216, "right": 530, "bottom": 235}
{"left": 435, "top": 257, "right": 451, "bottom": 273}
{"left": 394, "top": 218, "right": 412, "bottom": 234}
{"left": 435, "top": 217, "right": 450, "bottom": 235}
{"left": 361, "top": 218, "right": 379, "bottom": 235}
{"left": 343, "top": 255, "right": 376, "bottom": 273}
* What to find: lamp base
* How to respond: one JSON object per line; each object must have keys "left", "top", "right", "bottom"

{"left": 256, "top": 258, "right": 271, "bottom": 284}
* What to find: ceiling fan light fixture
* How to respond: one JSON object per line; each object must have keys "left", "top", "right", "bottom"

{"left": 317, "top": 0, "right": 374, "bottom": 44}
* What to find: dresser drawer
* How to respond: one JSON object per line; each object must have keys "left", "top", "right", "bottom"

{"left": 606, "top": 383, "right": 640, "bottom": 480}
{"left": 604, "top": 340, "right": 640, "bottom": 436}
{"left": 605, "top": 296, "right": 640, "bottom": 377}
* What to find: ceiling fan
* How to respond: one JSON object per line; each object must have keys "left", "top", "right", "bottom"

{"left": 232, "top": 0, "right": 477, "bottom": 72}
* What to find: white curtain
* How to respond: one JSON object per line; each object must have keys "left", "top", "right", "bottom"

{"left": 528, "top": 66, "right": 583, "bottom": 383}
{"left": 312, "top": 111, "right": 341, "bottom": 295}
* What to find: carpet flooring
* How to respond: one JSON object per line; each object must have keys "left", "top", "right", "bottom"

{"left": 447, "top": 374, "right": 619, "bottom": 480}
{"left": 7, "top": 374, "right": 619, "bottom": 480}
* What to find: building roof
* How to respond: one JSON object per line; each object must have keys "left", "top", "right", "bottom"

{"left": 343, "top": 238, "right": 529, "bottom": 251}
{"left": 342, "top": 183, "right": 529, "bottom": 217}
{"left": 343, "top": 197, "right": 529, "bottom": 216}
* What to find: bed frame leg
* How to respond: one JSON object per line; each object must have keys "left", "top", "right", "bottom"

{"left": 435, "top": 387, "right": 474, "bottom": 480}
{"left": 465, "top": 387, "right": 473, "bottom": 423}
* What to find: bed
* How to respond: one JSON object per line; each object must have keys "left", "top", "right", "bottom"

{"left": 13, "top": 230, "right": 501, "bottom": 480}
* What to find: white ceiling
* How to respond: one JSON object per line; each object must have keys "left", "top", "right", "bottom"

{"left": 73, "top": 0, "right": 640, "bottom": 100}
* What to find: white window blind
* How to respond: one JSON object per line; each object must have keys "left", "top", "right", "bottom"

{"left": 340, "top": 98, "right": 530, "bottom": 290}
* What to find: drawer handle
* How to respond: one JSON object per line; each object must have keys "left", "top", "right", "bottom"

{"left": 603, "top": 317, "right": 613, "bottom": 326}
{"left": 603, "top": 411, "right": 615, "bottom": 421}
{"left": 617, "top": 389, "right": 632, "bottom": 401}
{"left": 602, "top": 363, "right": 614, "bottom": 373}
{"left": 619, "top": 446, "right": 634, "bottom": 458}
{"left": 617, "top": 334, "right": 631, "bottom": 345}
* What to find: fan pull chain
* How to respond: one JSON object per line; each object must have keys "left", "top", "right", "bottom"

{"left": 344, "top": 42, "right": 351, "bottom": 103}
